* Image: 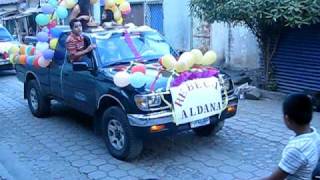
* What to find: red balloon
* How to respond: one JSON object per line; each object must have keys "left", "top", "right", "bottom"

{"left": 30, "top": 47, "right": 35, "bottom": 56}
{"left": 131, "top": 64, "right": 146, "bottom": 74}
{"left": 48, "top": 20, "right": 57, "bottom": 29}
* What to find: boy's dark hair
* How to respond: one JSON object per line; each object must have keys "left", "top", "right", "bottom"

{"left": 283, "top": 93, "right": 313, "bottom": 125}
{"left": 69, "top": 19, "right": 81, "bottom": 29}
{"left": 103, "top": 9, "right": 114, "bottom": 23}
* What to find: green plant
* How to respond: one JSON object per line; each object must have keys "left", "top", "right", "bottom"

{"left": 190, "top": 0, "right": 320, "bottom": 86}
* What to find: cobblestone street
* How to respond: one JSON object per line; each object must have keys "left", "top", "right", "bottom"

{"left": 1, "top": 70, "right": 320, "bottom": 180}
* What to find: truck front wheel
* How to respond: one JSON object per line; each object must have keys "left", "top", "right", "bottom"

{"left": 192, "top": 120, "right": 225, "bottom": 137}
{"left": 102, "top": 106, "right": 143, "bottom": 161}
{"left": 26, "top": 80, "right": 50, "bottom": 118}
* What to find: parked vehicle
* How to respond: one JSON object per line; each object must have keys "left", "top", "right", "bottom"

{"left": 16, "top": 25, "right": 238, "bottom": 160}
{"left": 0, "top": 25, "right": 18, "bottom": 71}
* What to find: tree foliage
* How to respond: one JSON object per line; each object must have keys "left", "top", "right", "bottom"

{"left": 190, "top": 0, "right": 320, "bottom": 88}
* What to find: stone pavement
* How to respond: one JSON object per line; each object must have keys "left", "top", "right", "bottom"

{"left": 0, "top": 70, "right": 319, "bottom": 180}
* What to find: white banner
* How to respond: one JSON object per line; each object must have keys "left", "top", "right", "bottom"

{"left": 170, "top": 77, "right": 223, "bottom": 125}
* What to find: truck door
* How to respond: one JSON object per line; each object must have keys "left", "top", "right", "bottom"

{"left": 61, "top": 37, "right": 97, "bottom": 115}
{"left": 50, "top": 33, "right": 69, "bottom": 99}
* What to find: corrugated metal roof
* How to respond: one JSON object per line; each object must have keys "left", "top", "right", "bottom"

{"left": 0, "top": 0, "right": 18, "bottom": 5}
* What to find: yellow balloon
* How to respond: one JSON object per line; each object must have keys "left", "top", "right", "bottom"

{"left": 105, "top": 0, "right": 116, "bottom": 9}
{"left": 202, "top": 50, "right": 217, "bottom": 65}
{"left": 50, "top": 39, "right": 58, "bottom": 50}
{"left": 174, "top": 60, "right": 188, "bottom": 73}
{"left": 179, "top": 52, "right": 194, "bottom": 69}
{"left": 119, "top": 1, "right": 131, "bottom": 14}
{"left": 113, "top": 8, "right": 122, "bottom": 21}
{"left": 191, "top": 49, "right": 203, "bottom": 65}
{"left": 116, "top": 17, "right": 123, "bottom": 24}
{"left": 161, "top": 54, "right": 176, "bottom": 70}
{"left": 9, "top": 45, "right": 19, "bottom": 55}
{"left": 64, "top": 0, "right": 77, "bottom": 9}
{"left": 115, "top": 0, "right": 125, "bottom": 5}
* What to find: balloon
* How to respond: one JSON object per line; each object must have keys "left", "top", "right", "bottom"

{"left": 113, "top": 8, "right": 122, "bottom": 21}
{"left": 9, "top": 54, "right": 15, "bottom": 64}
{"left": 131, "top": 64, "right": 146, "bottom": 74}
{"left": 9, "top": 45, "right": 19, "bottom": 55}
{"left": 202, "top": 50, "right": 217, "bottom": 65}
{"left": 36, "top": 31, "right": 49, "bottom": 42}
{"left": 113, "top": 71, "right": 130, "bottom": 87}
{"left": 115, "top": 0, "right": 125, "bottom": 5}
{"left": 25, "top": 46, "right": 32, "bottom": 55}
{"left": 191, "top": 49, "right": 204, "bottom": 65}
{"left": 56, "top": 6, "right": 68, "bottom": 19}
{"left": 119, "top": 1, "right": 131, "bottom": 15}
{"left": 42, "top": 49, "right": 54, "bottom": 60}
{"left": 14, "top": 55, "right": 20, "bottom": 64}
{"left": 36, "top": 42, "right": 49, "bottom": 54}
{"left": 174, "top": 60, "right": 188, "bottom": 73}
{"left": 49, "top": 39, "right": 58, "bottom": 49}
{"left": 35, "top": 14, "right": 50, "bottom": 26}
{"left": 38, "top": 56, "right": 51, "bottom": 67}
{"left": 90, "top": 0, "right": 97, "bottom": 4}
{"left": 50, "top": 28, "right": 62, "bottom": 38}
{"left": 116, "top": 17, "right": 123, "bottom": 25}
{"left": 179, "top": 52, "right": 194, "bottom": 69}
{"left": 130, "top": 72, "right": 146, "bottom": 88}
{"left": 64, "top": 0, "right": 78, "bottom": 9}
{"left": 41, "top": 4, "right": 55, "bottom": 14}
{"left": 47, "top": 20, "right": 57, "bottom": 29}
{"left": 19, "top": 55, "right": 27, "bottom": 65}
{"left": 160, "top": 54, "right": 176, "bottom": 70}
{"left": 20, "top": 45, "right": 26, "bottom": 55}
{"left": 105, "top": 0, "right": 116, "bottom": 10}
{"left": 26, "top": 56, "right": 35, "bottom": 66}
{"left": 48, "top": 0, "right": 58, "bottom": 7}
{"left": 30, "top": 47, "right": 35, "bottom": 56}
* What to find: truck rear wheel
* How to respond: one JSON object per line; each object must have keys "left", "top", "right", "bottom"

{"left": 102, "top": 106, "right": 143, "bottom": 161}
{"left": 192, "top": 120, "right": 225, "bottom": 137}
{"left": 26, "top": 80, "right": 50, "bottom": 118}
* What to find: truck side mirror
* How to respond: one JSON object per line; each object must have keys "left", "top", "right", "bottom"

{"left": 72, "top": 61, "right": 89, "bottom": 71}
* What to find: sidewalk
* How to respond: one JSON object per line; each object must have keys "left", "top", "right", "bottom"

{"left": 0, "top": 145, "right": 35, "bottom": 180}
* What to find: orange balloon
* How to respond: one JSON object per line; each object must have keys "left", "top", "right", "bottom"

{"left": 20, "top": 46, "right": 26, "bottom": 55}
{"left": 19, "top": 55, "right": 27, "bottom": 64}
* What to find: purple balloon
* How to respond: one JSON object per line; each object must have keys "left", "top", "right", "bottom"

{"left": 41, "top": 4, "right": 55, "bottom": 14}
{"left": 42, "top": 49, "right": 54, "bottom": 60}
{"left": 36, "top": 32, "right": 49, "bottom": 42}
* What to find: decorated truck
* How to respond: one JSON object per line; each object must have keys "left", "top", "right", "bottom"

{"left": 15, "top": 24, "right": 238, "bottom": 160}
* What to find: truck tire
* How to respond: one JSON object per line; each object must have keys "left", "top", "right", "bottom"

{"left": 101, "top": 106, "right": 143, "bottom": 161}
{"left": 26, "top": 80, "right": 50, "bottom": 118}
{"left": 192, "top": 120, "right": 225, "bottom": 137}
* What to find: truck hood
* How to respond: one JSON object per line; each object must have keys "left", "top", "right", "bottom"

{"left": 0, "top": 41, "right": 19, "bottom": 53}
{"left": 102, "top": 62, "right": 220, "bottom": 94}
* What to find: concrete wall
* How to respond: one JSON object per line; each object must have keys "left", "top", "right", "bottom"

{"left": 163, "top": 0, "right": 191, "bottom": 51}
{"left": 211, "top": 22, "right": 260, "bottom": 70}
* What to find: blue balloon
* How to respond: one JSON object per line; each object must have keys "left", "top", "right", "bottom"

{"left": 35, "top": 14, "right": 50, "bottom": 26}
{"left": 56, "top": 6, "right": 68, "bottom": 19}
{"left": 130, "top": 72, "right": 147, "bottom": 88}
{"left": 48, "top": 0, "right": 58, "bottom": 7}
{"left": 26, "top": 56, "right": 35, "bottom": 66}
{"left": 42, "top": 49, "right": 54, "bottom": 60}
{"left": 41, "top": 4, "right": 55, "bottom": 14}
{"left": 50, "top": 28, "right": 62, "bottom": 38}
{"left": 36, "top": 32, "right": 49, "bottom": 42}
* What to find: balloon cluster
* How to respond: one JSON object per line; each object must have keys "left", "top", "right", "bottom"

{"left": 113, "top": 64, "right": 148, "bottom": 88}
{"left": 105, "top": 0, "right": 131, "bottom": 25}
{"left": 159, "top": 49, "right": 217, "bottom": 73}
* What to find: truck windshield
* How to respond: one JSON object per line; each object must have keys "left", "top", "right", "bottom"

{"left": 95, "top": 31, "right": 173, "bottom": 66}
{"left": 0, "top": 27, "right": 13, "bottom": 42}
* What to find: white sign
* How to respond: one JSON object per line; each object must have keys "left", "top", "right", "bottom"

{"left": 170, "top": 77, "right": 223, "bottom": 125}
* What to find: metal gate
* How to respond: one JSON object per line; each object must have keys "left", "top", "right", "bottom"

{"left": 272, "top": 24, "right": 320, "bottom": 93}
{"left": 146, "top": 2, "right": 163, "bottom": 34}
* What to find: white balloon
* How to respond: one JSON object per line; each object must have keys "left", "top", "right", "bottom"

{"left": 35, "top": 42, "right": 49, "bottom": 54}
{"left": 113, "top": 71, "right": 130, "bottom": 87}
{"left": 38, "top": 56, "right": 50, "bottom": 67}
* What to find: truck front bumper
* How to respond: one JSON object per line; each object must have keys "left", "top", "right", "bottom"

{"left": 127, "top": 94, "right": 238, "bottom": 137}
{"left": 0, "top": 59, "right": 13, "bottom": 71}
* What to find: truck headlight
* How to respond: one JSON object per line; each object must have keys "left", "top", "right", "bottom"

{"left": 134, "top": 94, "right": 162, "bottom": 111}
{"left": 219, "top": 74, "right": 233, "bottom": 91}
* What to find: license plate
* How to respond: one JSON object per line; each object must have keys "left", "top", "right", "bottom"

{"left": 0, "top": 60, "right": 9, "bottom": 65}
{"left": 190, "top": 117, "right": 210, "bottom": 128}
